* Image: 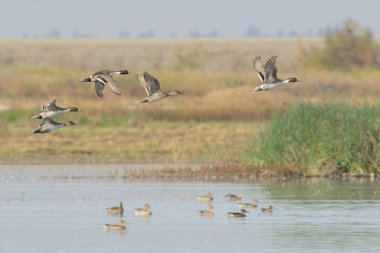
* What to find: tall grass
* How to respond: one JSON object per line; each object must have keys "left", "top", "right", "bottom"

{"left": 247, "top": 103, "right": 380, "bottom": 175}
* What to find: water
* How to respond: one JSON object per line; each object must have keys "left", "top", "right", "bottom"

{"left": 0, "top": 165, "right": 379, "bottom": 253}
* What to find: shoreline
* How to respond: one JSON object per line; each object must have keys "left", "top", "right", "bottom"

{"left": 0, "top": 163, "right": 377, "bottom": 182}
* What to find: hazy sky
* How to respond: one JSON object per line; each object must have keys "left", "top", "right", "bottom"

{"left": 1, "top": 0, "right": 379, "bottom": 37}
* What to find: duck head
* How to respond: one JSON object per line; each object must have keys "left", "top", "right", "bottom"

{"left": 64, "top": 121, "right": 77, "bottom": 126}
{"left": 31, "top": 114, "right": 43, "bottom": 120}
{"left": 81, "top": 76, "right": 92, "bottom": 82}
{"left": 119, "top": 70, "right": 129, "bottom": 75}
{"left": 69, "top": 107, "right": 79, "bottom": 112}
{"left": 287, "top": 77, "right": 301, "bottom": 83}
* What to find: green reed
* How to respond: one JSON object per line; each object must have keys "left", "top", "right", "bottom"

{"left": 247, "top": 103, "right": 380, "bottom": 175}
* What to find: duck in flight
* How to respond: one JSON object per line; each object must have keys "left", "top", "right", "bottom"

{"left": 33, "top": 118, "right": 77, "bottom": 134}
{"left": 31, "top": 99, "right": 79, "bottom": 120}
{"left": 137, "top": 71, "right": 183, "bottom": 103}
{"left": 252, "top": 56, "right": 301, "bottom": 93}
{"left": 81, "top": 69, "right": 129, "bottom": 97}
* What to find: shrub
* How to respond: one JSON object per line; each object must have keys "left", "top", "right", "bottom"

{"left": 298, "top": 18, "right": 379, "bottom": 70}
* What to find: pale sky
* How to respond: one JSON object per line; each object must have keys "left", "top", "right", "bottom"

{"left": 1, "top": 0, "right": 379, "bottom": 37}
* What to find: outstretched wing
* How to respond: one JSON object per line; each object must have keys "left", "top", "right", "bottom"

{"left": 137, "top": 71, "right": 161, "bottom": 96}
{"left": 94, "top": 80, "right": 105, "bottom": 97}
{"left": 264, "top": 56, "right": 278, "bottom": 81}
{"left": 252, "top": 57, "right": 265, "bottom": 82}
{"left": 40, "top": 117, "right": 57, "bottom": 127}
{"left": 97, "top": 75, "right": 121, "bottom": 95}
{"left": 41, "top": 100, "right": 57, "bottom": 112}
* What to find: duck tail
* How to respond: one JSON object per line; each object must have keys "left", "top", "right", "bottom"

{"left": 140, "top": 98, "right": 149, "bottom": 103}
{"left": 33, "top": 129, "right": 41, "bottom": 134}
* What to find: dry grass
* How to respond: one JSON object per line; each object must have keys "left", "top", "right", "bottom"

{"left": 1, "top": 38, "right": 379, "bottom": 122}
{"left": 0, "top": 119, "right": 263, "bottom": 163}
{"left": 1, "top": 38, "right": 380, "bottom": 164}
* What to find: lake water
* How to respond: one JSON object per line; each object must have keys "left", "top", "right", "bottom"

{"left": 0, "top": 165, "right": 379, "bottom": 253}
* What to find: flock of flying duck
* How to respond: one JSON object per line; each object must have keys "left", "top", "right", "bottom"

{"left": 31, "top": 56, "right": 300, "bottom": 134}
{"left": 29, "top": 56, "right": 288, "bottom": 231}
{"left": 105, "top": 193, "right": 273, "bottom": 231}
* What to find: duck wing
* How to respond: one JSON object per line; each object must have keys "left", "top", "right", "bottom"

{"left": 96, "top": 75, "right": 121, "bottom": 95}
{"left": 94, "top": 79, "right": 105, "bottom": 97}
{"left": 41, "top": 100, "right": 57, "bottom": 112}
{"left": 138, "top": 71, "right": 161, "bottom": 96}
{"left": 252, "top": 57, "right": 265, "bottom": 82}
{"left": 40, "top": 117, "right": 59, "bottom": 127}
{"left": 264, "top": 56, "right": 278, "bottom": 81}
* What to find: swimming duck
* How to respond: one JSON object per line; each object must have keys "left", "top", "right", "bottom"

{"left": 137, "top": 71, "right": 183, "bottom": 103}
{"left": 225, "top": 193, "right": 244, "bottom": 201}
{"left": 199, "top": 204, "right": 214, "bottom": 217}
{"left": 238, "top": 198, "right": 258, "bottom": 208}
{"left": 33, "top": 118, "right": 76, "bottom": 134}
{"left": 81, "top": 69, "right": 129, "bottom": 97}
{"left": 106, "top": 202, "right": 124, "bottom": 216}
{"left": 196, "top": 192, "right": 213, "bottom": 202}
{"left": 31, "top": 99, "right": 79, "bottom": 119}
{"left": 252, "top": 56, "right": 301, "bottom": 92}
{"left": 227, "top": 209, "right": 248, "bottom": 218}
{"left": 134, "top": 204, "right": 152, "bottom": 217}
{"left": 261, "top": 205, "right": 274, "bottom": 213}
{"left": 104, "top": 219, "right": 127, "bottom": 231}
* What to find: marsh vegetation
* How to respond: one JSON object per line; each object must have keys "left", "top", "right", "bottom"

{"left": 1, "top": 24, "right": 380, "bottom": 175}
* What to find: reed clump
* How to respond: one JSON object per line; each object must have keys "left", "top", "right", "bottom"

{"left": 247, "top": 103, "right": 380, "bottom": 175}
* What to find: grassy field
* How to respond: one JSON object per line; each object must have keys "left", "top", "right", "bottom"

{"left": 1, "top": 116, "right": 262, "bottom": 163}
{"left": 1, "top": 38, "right": 380, "bottom": 174}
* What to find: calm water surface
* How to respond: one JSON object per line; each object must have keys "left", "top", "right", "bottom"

{"left": 0, "top": 165, "right": 379, "bottom": 253}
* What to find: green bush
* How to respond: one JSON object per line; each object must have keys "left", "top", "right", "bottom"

{"left": 247, "top": 103, "right": 380, "bottom": 175}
